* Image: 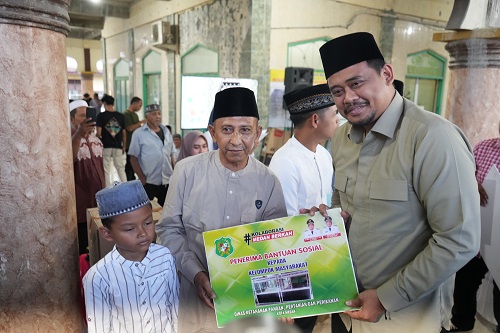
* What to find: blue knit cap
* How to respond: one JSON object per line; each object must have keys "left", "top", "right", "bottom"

{"left": 96, "top": 180, "right": 150, "bottom": 219}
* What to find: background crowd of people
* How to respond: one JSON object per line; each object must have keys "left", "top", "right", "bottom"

{"left": 70, "top": 93, "right": 214, "bottom": 254}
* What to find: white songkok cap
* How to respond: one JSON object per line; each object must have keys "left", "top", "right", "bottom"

{"left": 69, "top": 100, "right": 88, "bottom": 112}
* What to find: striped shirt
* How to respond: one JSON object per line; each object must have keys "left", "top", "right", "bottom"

{"left": 83, "top": 243, "right": 179, "bottom": 333}
{"left": 474, "top": 138, "right": 500, "bottom": 184}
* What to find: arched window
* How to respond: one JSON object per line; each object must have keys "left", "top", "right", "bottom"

{"left": 181, "top": 44, "right": 219, "bottom": 76}
{"left": 287, "top": 37, "right": 329, "bottom": 83}
{"left": 270, "top": 38, "right": 332, "bottom": 129}
{"left": 142, "top": 50, "right": 162, "bottom": 107}
{"left": 113, "top": 58, "right": 130, "bottom": 112}
{"left": 405, "top": 50, "right": 446, "bottom": 114}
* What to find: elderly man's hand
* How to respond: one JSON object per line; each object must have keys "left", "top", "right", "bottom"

{"left": 343, "top": 289, "right": 385, "bottom": 323}
{"left": 194, "top": 271, "right": 217, "bottom": 310}
{"left": 299, "top": 205, "right": 351, "bottom": 226}
{"left": 299, "top": 204, "right": 330, "bottom": 217}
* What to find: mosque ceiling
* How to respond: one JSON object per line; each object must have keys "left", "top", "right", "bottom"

{"left": 68, "top": 0, "right": 171, "bottom": 40}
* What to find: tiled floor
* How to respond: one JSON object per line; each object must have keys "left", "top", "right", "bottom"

{"left": 311, "top": 314, "right": 496, "bottom": 333}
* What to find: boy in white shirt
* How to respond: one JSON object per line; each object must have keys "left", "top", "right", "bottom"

{"left": 84, "top": 180, "right": 179, "bottom": 333}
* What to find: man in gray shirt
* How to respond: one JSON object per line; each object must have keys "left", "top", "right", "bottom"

{"left": 318, "top": 32, "right": 480, "bottom": 333}
{"left": 156, "top": 87, "right": 287, "bottom": 332}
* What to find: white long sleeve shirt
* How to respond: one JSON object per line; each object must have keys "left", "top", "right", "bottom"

{"left": 83, "top": 243, "right": 179, "bottom": 333}
{"left": 269, "top": 136, "right": 333, "bottom": 215}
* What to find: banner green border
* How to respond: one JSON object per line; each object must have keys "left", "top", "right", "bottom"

{"left": 203, "top": 208, "right": 359, "bottom": 327}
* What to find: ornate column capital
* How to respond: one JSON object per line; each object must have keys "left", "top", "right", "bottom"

{"left": 0, "top": 0, "right": 71, "bottom": 36}
{"left": 446, "top": 38, "right": 500, "bottom": 69}
{"left": 434, "top": 29, "right": 500, "bottom": 69}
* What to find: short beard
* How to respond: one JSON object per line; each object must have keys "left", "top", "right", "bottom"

{"left": 348, "top": 109, "right": 376, "bottom": 128}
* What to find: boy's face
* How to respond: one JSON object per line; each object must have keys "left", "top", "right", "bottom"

{"left": 173, "top": 137, "right": 181, "bottom": 148}
{"left": 316, "top": 106, "right": 339, "bottom": 140}
{"left": 99, "top": 205, "right": 154, "bottom": 262}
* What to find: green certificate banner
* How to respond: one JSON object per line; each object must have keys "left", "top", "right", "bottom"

{"left": 202, "top": 208, "right": 359, "bottom": 327}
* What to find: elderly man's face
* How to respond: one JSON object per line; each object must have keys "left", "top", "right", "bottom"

{"left": 145, "top": 110, "right": 161, "bottom": 127}
{"left": 327, "top": 61, "right": 394, "bottom": 130}
{"left": 71, "top": 106, "right": 87, "bottom": 128}
{"left": 209, "top": 116, "right": 261, "bottom": 171}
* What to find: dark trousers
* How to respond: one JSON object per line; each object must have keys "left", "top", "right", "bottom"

{"left": 144, "top": 183, "right": 168, "bottom": 207}
{"left": 451, "top": 256, "right": 500, "bottom": 330}
{"left": 331, "top": 313, "right": 351, "bottom": 333}
{"left": 294, "top": 316, "right": 318, "bottom": 333}
{"left": 77, "top": 222, "right": 89, "bottom": 255}
{"left": 125, "top": 152, "right": 135, "bottom": 181}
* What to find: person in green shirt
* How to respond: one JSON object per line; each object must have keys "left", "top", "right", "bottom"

{"left": 124, "top": 96, "right": 145, "bottom": 180}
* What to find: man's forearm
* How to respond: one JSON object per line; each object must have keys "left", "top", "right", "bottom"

{"left": 126, "top": 121, "right": 142, "bottom": 132}
{"left": 130, "top": 156, "right": 146, "bottom": 183}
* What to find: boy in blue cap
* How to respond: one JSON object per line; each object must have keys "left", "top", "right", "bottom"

{"left": 83, "top": 180, "right": 179, "bottom": 333}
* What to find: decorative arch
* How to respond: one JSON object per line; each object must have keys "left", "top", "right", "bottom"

{"left": 113, "top": 58, "right": 130, "bottom": 112}
{"left": 405, "top": 50, "right": 446, "bottom": 114}
{"left": 287, "top": 37, "right": 330, "bottom": 84}
{"left": 181, "top": 44, "right": 219, "bottom": 76}
{"left": 142, "top": 49, "right": 162, "bottom": 107}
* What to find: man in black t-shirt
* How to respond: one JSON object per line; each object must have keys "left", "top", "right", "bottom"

{"left": 96, "top": 94, "right": 127, "bottom": 186}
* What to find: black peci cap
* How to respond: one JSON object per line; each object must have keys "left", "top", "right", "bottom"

{"left": 212, "top": 87, "right": 259, "bottom": 122}
{"left": 320, "top": 32, "right": 384, "bottom": 79}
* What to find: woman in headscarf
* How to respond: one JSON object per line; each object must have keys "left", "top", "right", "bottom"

{"left": 177, "top": 130, "right": 209, "bottom": 162}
